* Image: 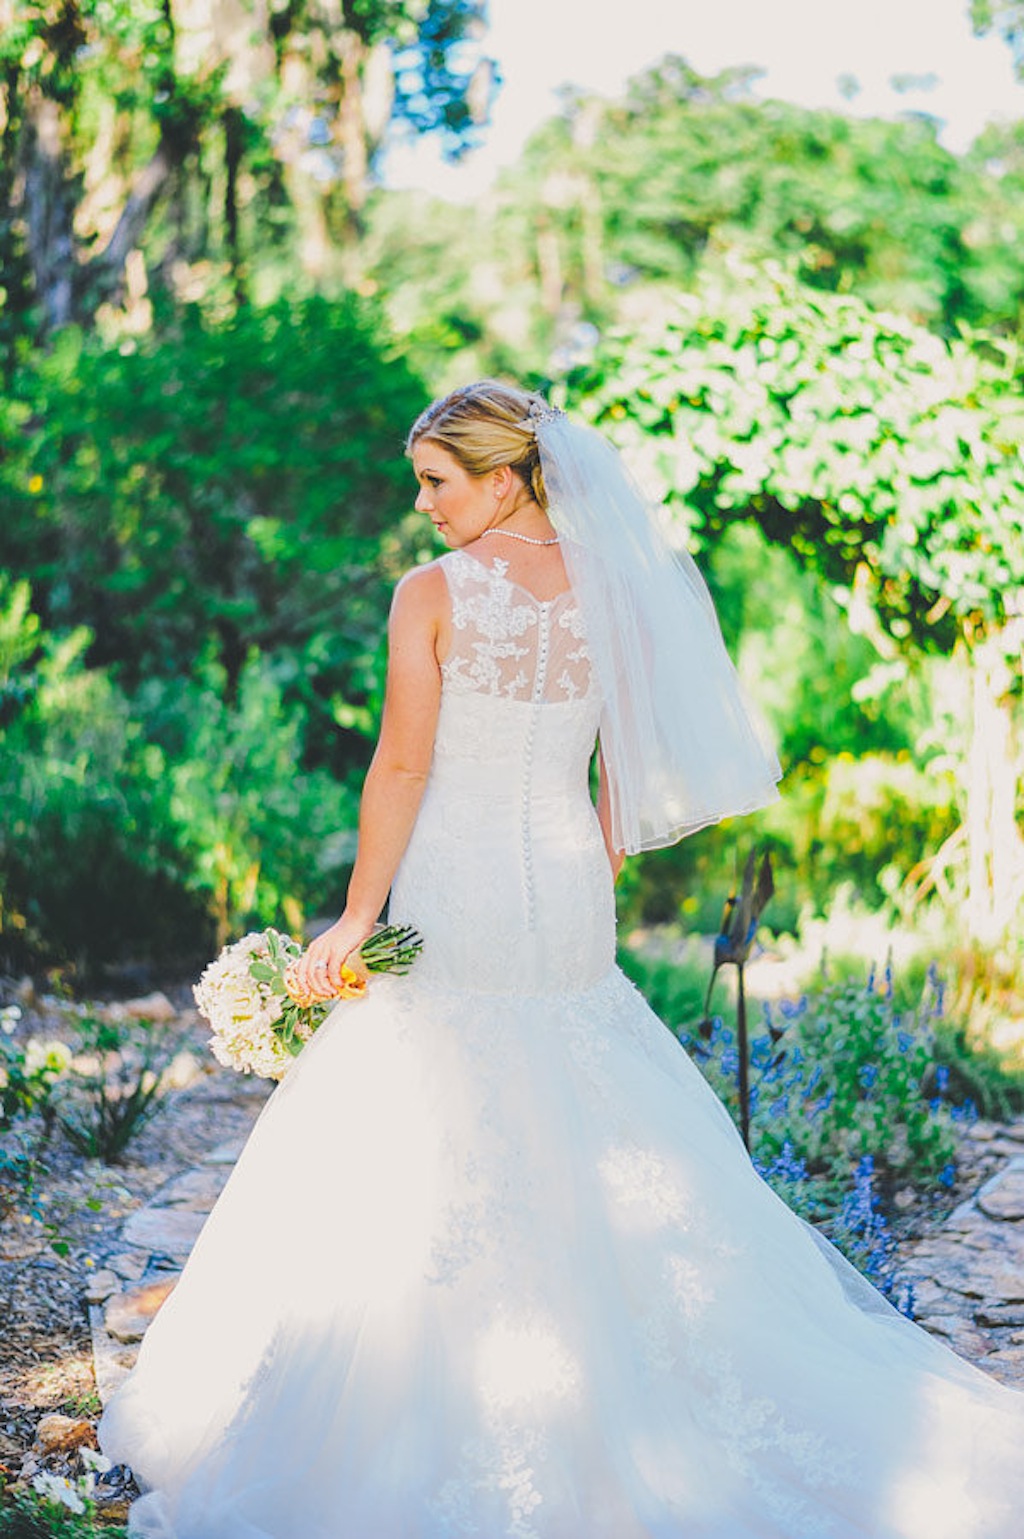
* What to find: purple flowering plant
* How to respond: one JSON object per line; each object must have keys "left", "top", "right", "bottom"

{"left": 671, "top": 962, "right": 969, "bottom": 1301}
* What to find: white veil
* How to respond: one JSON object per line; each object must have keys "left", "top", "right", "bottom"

{"left": 535, "top": 407, "right": 782, "bottom": 855}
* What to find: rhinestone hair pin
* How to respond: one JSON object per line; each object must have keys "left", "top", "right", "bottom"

{"left": 520, "top": 399, "right": 566, "bottom": 433}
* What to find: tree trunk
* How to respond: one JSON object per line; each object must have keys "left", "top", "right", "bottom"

{"left": 20, "top": 90, "right": 78, "bottom": 333}
{"left": 963, "top": 626, "right": 1024, "bottom": 946}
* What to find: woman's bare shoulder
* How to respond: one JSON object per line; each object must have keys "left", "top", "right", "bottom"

{"left": 391, "top": 559, "right": 449, "bottom": 629}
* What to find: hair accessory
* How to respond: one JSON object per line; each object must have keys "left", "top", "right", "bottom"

{"left": 519, "top": 398, "right": 567, "bottom": 434}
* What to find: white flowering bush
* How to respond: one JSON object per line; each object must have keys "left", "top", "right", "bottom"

{"left": 1, "top": 1451, "right": 125, "bottom": 1536}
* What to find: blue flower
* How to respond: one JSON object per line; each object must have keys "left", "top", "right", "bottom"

{"left": 935, "top": 1065, "right": 950, "bottom": 1094}
{"left": 858, "top": 1064, "right": 878, "bottom": 1090}
{"left": 939, "top": 1163, "right": 956, "bottom": 1189}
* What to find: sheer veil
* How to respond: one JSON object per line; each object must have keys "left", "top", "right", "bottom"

{"left": 535, "top": 407, "right": 782, "bottom": 854}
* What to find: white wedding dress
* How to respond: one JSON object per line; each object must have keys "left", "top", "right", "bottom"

{"left": 101, "top": 549, "right": 1024, "bottom": 1538}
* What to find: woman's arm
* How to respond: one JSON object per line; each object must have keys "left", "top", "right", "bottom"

{"left": 291, "top": 565, "right": 446, "bottom": 997}
{"left": 596, "top": 741, "right": 626, "bottom": 883}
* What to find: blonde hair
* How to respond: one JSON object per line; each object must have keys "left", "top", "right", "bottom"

{"left": 406, "top": 380, "right": 549, "bottom": 510}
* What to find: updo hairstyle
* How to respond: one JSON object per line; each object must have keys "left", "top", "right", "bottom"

{"left": 406, "top": 380, "right": 549, "bottom": 511}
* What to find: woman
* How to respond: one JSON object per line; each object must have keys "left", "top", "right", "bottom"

{"left": 101, "top": 382, "right": 1024, "bottom": 1538}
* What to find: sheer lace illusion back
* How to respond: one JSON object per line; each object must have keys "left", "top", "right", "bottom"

{"left": 101, "top": 548, "right": 1024, "bottom": 1539}
{"left": 390, "top": 550, "right": 614, "bottom": 995}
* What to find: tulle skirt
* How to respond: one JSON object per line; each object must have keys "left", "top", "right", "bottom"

{"left": 100, "top": 968, "right": 1024, "bottom": 1538}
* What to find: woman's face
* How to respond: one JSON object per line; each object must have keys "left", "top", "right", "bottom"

{"left": 411, "top": 440, "right": 498, "bottom": 547}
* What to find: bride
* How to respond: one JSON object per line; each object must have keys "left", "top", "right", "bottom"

{"left": 100, "top": 381, "right": 1024, "bottom": 1537}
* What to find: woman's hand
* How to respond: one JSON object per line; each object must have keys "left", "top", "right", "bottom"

{"left": 289, "top": 914, "right": 375, "bottom": 1002}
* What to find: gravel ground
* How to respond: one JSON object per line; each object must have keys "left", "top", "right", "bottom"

{"left": 0, "top": 979, "right": 270, "bottom": 1492}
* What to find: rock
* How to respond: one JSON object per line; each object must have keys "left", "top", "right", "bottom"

{"left": 981, "top": 1347, "right": 1024, "bottom": 1387}
{"left": 89, "top": 1306, "right": 139, "bottom": 1405}
{"left": 122, "top": 1206, "right": 206, "bottom": 1258}
{"left": 974, "top": 1303, "right": 1024, "bottom": 1329}
{"left": 157, "top": 1166, "right": 228, "bottom": 1212}
{"left": 83, "top": 1268, "right": 120, "bottom": 1305}
{"left": 34, "top": 1414, "right": 97, "bottom": 1455}
{"left": 894, "top": 1276, "right": 949, "bottom": 1315}
{"left": 942, "top": 1200, "right": 981, "bottom": 1231}
{"left": 917, "top": 1313, "right": 966, "bottom": 1341}
{"left": 123, "top": 991, "right": 177, "bottom": 1023}
{"left": 162, "top": 1049, "right": 204, "bottom": 1091}
{"left": 909, "top": 1241, "right": 1024, "bottom": 1303}
{"left": 14, "top": 976, "right": 36, "bottom": 1007}
{"left": 1003, "top": 1122, "right": 1024, "bottom": 1144}
{"left": 108, "top": 1250, "right": 148, "bottom": 1281}
{"left": 204, "top": 1139, "right": 246, "bottom": 1166}
{"left": 977, "top": 1158, "right": 1024, "bottom": 1221}
{"left": 967, "top": 1121, "right": 998, "bottom": 1142}
{"left": 104, "top": 1277, "right": 179, "bottom": 1343}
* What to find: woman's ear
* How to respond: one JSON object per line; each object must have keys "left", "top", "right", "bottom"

{"left": 490, "top": 464, "right": 515, "bottom": 501}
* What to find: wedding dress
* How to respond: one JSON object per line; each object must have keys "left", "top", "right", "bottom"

{"left": 101, "top": 548, "right": 1024, "bottom": 1539}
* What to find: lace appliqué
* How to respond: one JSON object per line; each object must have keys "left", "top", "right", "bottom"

{"left": 440, "top": 551, "right": 593, "bottom": 704}
{"left": 430, "top": 1312, "right": 580, "bottom": 1539}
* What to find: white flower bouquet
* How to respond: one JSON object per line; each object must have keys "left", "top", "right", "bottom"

{"left": 194, "top": 924, "right": 423, "bottom": 1080}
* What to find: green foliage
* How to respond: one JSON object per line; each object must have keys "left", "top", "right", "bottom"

{"left": 750, "top": 974, "right": 958, "bottom": 1186}
{"left": 50, "top": 1014, "right": 181, "bottom": 1164}
{"left": 4, "top": 298, "right": 428, "bottom": 715}
{"left": 365, "top": 51, "right": 1024, "bottom": 389}
{"left": 0, "top": 578, "right": 210, "bottom": 972}
{"left": 971, "top": 0, "right": 1024, "bottom": 74}
{"left": 573, "top": 260, "right": 1024, "bottom": 650}
{"left": 153, "top": 655, "right": 355, "bottom": 943}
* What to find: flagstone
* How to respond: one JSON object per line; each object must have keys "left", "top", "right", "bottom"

{"left": 156, "top": 1165, "right": 231, "bottom": 1211}
{"left": 976, "top": 1158, "right": 1024, "bottom": 1221}
{"left": 122, "top": 1205, "right": 206, "bottom": 1258}
{"left": 105, "top": 1277, "right": 180, "bottom": 1344}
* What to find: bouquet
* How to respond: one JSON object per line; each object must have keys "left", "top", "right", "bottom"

{"left": 194, "top": 924, "right": 423, "bottom": 1080}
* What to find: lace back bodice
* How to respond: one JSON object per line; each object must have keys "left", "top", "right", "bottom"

{"left": 440, "top": 549, "right": 595, "bottom": 704}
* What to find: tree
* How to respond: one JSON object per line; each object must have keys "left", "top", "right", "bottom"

{"left": 571, "top": 262, "right": 1024, "bottom": 947}
{"left": 1, "top": 294, "right": 430, "bottom": 774}
{"left": 971, "top": 0, "right": 1024, "bottom": 71}
{"left": 363, "top": 51, "right": 1024, "bottom": 392}
{"left": 0, "top": 0, "right": 494, "bottom": 346}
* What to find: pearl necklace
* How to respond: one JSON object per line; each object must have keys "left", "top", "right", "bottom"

{"left": 481, "top": 527, "right": 559, "bottom": 547}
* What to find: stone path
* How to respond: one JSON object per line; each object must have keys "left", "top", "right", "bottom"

{"left": 87, "top": 1121, "right": 1024, "bottom": 1405}
{"left": 88, "top": 1138, "right": 247, "bottom": 1404}
{"left": 894, "top": 1119, "right": 1024, "bottom": 1387}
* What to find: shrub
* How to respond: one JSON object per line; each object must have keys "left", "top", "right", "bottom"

{"left": 50, "top": 1013, "right": 184, "bottom": 1164}
{"left": 748, "top": 967, "right": 959, "bottom": 1189}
